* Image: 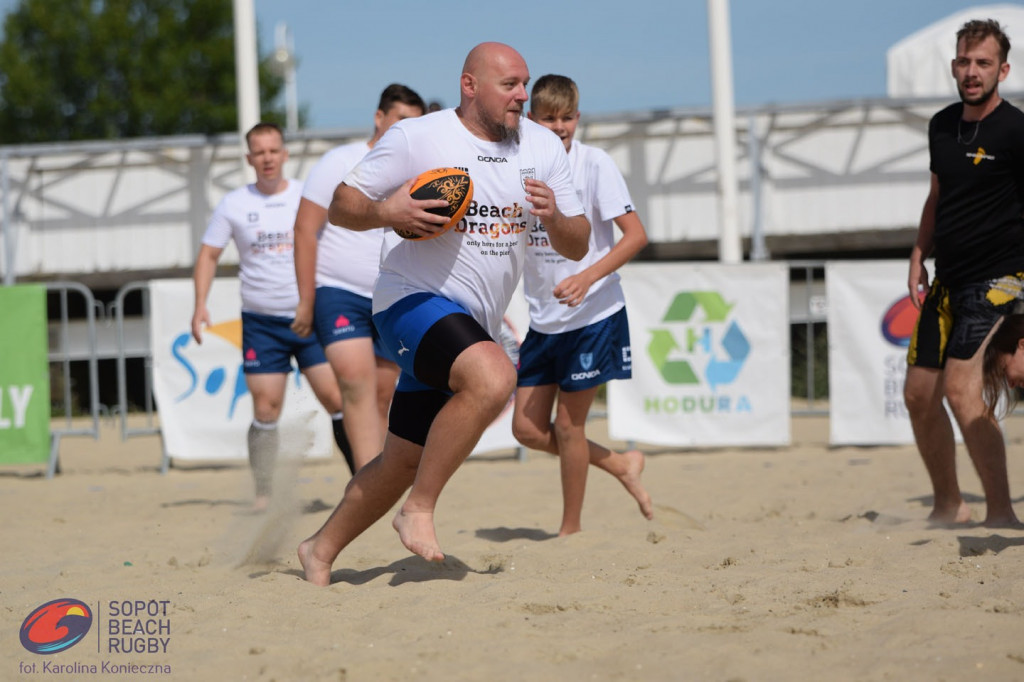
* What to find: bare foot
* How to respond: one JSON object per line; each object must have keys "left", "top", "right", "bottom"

{"left": 617, "top": 450, "right": 654, "bottom": 520}
{"left": 926, "top": 500, "right": 972, "bottom": 527}
{"left": 297, "top": 537, "right": 332, "bottom": 587}
{"left": 392, "top": 509, "right": 445, "bottom": 562}
{"left": 981, "top": 514, "right": 1024, "bottom": 529}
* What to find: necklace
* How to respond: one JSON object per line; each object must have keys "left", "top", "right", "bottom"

{"left": 957, "top": 118, "right": 981, "bottom": 145}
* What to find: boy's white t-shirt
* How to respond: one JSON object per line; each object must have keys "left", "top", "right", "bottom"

{"left": 201, "top": 179, "right": 304, "bottom": 317}
{"left": 522, "top": 139, "right": 634, "bottom": 334}
{"left": 301, "top": 140, "right": 386, "bottom": 297}
{"left": 344, "top": 109, "right": 584, "bottom": 339}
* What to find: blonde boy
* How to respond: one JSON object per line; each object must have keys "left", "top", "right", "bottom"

{"left": 513, "top": 75, "right": 654, "bottom": 535}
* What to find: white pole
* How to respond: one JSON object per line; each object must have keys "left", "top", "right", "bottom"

{"left": 233, "top": 0, "right": 261, "bottom": 175}
{"left": 707, "top": 0, "right": 742, "bottom": 264}
{"left": 274, "top": 22, "right": 299, "bottom": 133}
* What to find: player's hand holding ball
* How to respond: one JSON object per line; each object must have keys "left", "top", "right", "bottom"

{"left": 393, "top": 168, "right": 474, "bottom": 241}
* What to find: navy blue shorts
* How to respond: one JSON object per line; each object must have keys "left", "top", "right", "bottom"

{"left": 241, "top": 311, "right": 327, "bottom": 374}
{"left": 313, "top": 286, "right": 392, "bottom": 360}
{"left": 517, "top": 307, "right": 632, "bottom": 391}
{"left": 909, "top": 273, "right": 1024, "bottom": 367}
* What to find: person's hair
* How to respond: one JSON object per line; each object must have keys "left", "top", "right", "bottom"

{"left": 957, "top": 18, "right": 1011, "bottom": 63}
{"left": 377, "top": 83, "right": 426, "bottom": 116}
{"left": 530, "top": 74, "right": 579, "bottom": 115}
{"left": 982, "top": 314, "right": 1024, "bottom": 419}
{"left": 245, "top": 122, "right": 284, "bottom": 148}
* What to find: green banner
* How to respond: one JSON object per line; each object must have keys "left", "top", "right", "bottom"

{"left": 0, "top": 285, "right": 50, "bottom": 464}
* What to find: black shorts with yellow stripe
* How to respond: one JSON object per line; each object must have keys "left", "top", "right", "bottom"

{"left": 908, "top": 273, "right": 1024, "bottom": 368}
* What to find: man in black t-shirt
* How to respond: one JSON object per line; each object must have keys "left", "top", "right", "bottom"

{"left": 905, "top": 18, "right": 1024, "bottom": 528}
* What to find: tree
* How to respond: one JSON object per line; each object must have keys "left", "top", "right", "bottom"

{"left": 0, "top": 0, "right": 286, "bottom": 144}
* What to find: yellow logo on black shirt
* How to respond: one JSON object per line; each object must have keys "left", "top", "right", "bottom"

{"left": 967, "top": 147, "right": 995, "bottom": 165}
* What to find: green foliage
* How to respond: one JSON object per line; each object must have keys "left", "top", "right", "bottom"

{"left": 790, "top": 322, "right": 829, "bottom": 400}
{"left": 0, "top": 0, "right": 285, "bottom": 143}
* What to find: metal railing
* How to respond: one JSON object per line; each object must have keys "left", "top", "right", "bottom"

{"left": 45, "top": 281, "right": 101, "bottom": 477}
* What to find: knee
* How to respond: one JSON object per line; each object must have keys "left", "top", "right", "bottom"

{"left": 456, "top": 352, "right": 516, "bottom": 408}
{"left": 903, "top": 375, "right": 938, "bottom": 417}
{"left": 552, "top": 412, "right": 584, "bottom": 445}
{"left": 903, "top": 382, "right": 927, "bottom": 416}
{"left": 480, "top": 361, "right": 517, "bottom": 408}
{"left": 943, "top": 380, "right": 982, "bottom": 417}
{"left": 512, "top": 414, "right": 548, "bottom": 450}
{"left": 253, "top": 402, "right": 283, "bottom": 423}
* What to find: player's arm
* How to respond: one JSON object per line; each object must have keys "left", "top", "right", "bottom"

{"left": 292, "top": 198, "right": 325, "bottom": 338}
{"left": 553, "top": 210, "right": 648, "bottom": 306}
{"left": 908, "top": 173, "right": 939, "bottom": 309}
{"left": 328, "top": 181, "right": 448, "bottom": 237}
{"left": 524, "top": 177, "right": 589, "bottom": 261}
{"left": 191, "top": 244, "right": 224, "bottom": 344}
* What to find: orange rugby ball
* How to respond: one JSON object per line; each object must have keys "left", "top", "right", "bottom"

{"left": 395, "top": 167, "right": 473, "bottom": 240}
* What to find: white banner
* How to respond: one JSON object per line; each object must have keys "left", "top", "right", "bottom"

{"left": 149, "top": 278, "right": 333, "bottom": 461}
{"left": 826, "top": 260, "right": 959, "bottom": 445}
{"left": 608, "top": 262, "right": 791, "bottom": 446}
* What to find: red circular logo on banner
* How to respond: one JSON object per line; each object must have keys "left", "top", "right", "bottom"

{"left": 881, "top": 292, "right": 925, "bottom": 347}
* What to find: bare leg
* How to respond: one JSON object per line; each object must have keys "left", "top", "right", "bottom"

{"left": 374, "top": 357, "right": 401, "bottom": 445}
{"left": 944, "top": 358, "right": 1021, "bottom": 527}
{"left": 393, "top": 341, "right": 517, "bottom": 561}
{"left": 302, "top": 362, "right": 354, "bottom": 469}
{"left": 326, "top": 338, "right": 385, "bottom": 470}
{"left": 904, "top": 364, "right": 970, "bottom": 524}
{"left": 513, "top": 384, "right": 653, "bottom": 528}
{"left": 297, "top": 433, "right": 421, "bottom": 586}
{"left": 551, "top": 387, "right": 599, "bottom": 535}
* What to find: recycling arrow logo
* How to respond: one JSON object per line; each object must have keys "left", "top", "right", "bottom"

{"left": 646, "top": 291, "right": 750, "bottom": 390}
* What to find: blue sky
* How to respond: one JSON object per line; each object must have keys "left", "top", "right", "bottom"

{"left": 0, "top": 0, "right": 1010, "bottom": 131}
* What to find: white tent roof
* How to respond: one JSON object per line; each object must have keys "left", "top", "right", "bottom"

{"left": 887, "top": 4, "right": 1024, "bottom": 98}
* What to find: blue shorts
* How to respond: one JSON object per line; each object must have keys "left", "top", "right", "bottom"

{"left": 909, "top": 273, "right": 1024, "bottom": 367}
{"left": 372, "top": 292, "right": 491, "bottom": 393}
{"left": 313, "top": 286, "right": 392, "bottom": 360}
{"left": 517, "top": 307, "right": 632, "bottom": 391}
{"left": 241, "top": 311, "right": 327, "bottom": 374}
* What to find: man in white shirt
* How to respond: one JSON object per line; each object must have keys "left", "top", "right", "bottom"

{"left": 292, "top": 84, "right": 425, "bottom": 474}
{"left": 192, "top": 123, "right": 344, "bottom": 511}
{"left": 298, "top": 42, "right": 590, "bottom": 585}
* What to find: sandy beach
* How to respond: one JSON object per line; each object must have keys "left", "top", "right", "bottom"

{"left": 4, "top": 411, "right": 1024, "bottom": 681}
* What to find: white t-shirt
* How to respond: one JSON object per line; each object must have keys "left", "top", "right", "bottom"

{"left": 201, "top": 179, "right": 303, "bottom": 317}
{"left": 302, "top": 140, "right": 386, "bottom": 297}
{"left": 523, "top": 140, "right": 634, "bottom": 333}
{"left": 345, "top": 109, "right": 584, "bottom": 339}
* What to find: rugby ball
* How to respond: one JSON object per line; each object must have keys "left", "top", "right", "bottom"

{"left": 395, "top": 167, "right": 473, "bottom": 240}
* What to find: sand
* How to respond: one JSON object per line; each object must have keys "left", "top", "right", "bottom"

{"left": 4, "top": 412, "right": 1024, "bottom": 681}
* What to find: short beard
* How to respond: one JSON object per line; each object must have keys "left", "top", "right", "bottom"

{"left": 958, "top": 81, "right": 998, "bottom": 106}
{"left": 497, "top": 120, "right": 521, "bottom": 144}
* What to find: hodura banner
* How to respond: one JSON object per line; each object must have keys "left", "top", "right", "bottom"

{"left": 608, "top": 262, "right": 791, "bottom": 447}
{"left": 0, "top": 284, "right": 50, "bottom": 464}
